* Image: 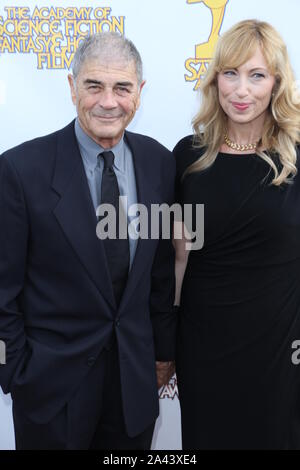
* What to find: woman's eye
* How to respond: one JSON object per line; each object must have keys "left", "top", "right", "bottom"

{"left": 252, "top": 73, "right": 265, "bottom": 79}
{"left": 223, "top": 70, "right": 236, "bottom": 76}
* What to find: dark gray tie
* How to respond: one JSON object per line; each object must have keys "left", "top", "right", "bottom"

{"left": 99, "top": 151, "right": 129, "bottom": 306}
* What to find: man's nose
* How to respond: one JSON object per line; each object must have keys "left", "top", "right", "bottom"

{"left": 98, "top": 89, "right": 118, "bottom": 108}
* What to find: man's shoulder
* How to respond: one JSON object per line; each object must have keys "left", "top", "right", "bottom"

{"left": 125, "top": 131, "right": 175, "bottom": 190}
{"left": 1, "top": 121, "right": 75, "bottom": 170}
{"left": 125, "top": 130, "right": 171, "bottom": 156}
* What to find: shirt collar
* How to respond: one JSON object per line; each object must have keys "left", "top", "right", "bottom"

{"left": 74, "top": 118, "right": 126, "bottom": 173}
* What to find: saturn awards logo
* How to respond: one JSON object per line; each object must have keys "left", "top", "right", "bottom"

{"left": 184, "top": 0, "right": 229, "bottom": 90}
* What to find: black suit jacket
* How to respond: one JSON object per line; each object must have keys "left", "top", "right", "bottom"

{"left": 0, "top": 121, "right": 176, "bottom": 437}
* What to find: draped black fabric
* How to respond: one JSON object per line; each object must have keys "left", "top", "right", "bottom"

{"left": 99, "top": 151, "right": 129, "bottom": 306}
{"left": 174, "top": 136, "right": 300, "bottom": 449}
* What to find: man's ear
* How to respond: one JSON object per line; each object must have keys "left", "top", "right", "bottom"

{"left": 136, "top": 80, "right": 146, "bottom": 110}
{"left": 139, "top": 80, "right": 146, "bottom": 94}
{"left": 68, "top": 74, "right": 77, "bottom": 106}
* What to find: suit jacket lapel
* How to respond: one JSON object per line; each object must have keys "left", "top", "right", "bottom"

{"left": 51, "top": 121, "right": 116, "bottom": 310}
{"left": 119, "top": 131, "right": 161, "bottom": 311}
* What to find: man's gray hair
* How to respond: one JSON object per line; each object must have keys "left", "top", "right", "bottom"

{"left": 72, "top": 32, "right": 143, "bottom": 84}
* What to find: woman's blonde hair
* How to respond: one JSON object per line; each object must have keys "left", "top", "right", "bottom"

{"left": 188, "top": 19, "right": 300, "bottom": 185}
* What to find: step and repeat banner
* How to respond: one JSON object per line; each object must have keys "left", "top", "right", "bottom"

{"left": 1, "top": 0, "right": 300, "bottom": 450}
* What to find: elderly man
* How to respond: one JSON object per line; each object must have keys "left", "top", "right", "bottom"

{"left": 0, "top": 33, "right": 176, "bottom": 450}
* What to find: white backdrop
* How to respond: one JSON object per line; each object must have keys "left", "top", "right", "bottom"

{"left": 1, "top": 0, "right": 300, "bottom": 450}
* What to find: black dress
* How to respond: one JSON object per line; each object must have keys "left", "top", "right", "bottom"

{"left": 174, "top": 135, "right": 300, "bottom": 449}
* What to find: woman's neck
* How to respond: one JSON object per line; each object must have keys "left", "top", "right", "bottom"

{"left": 226, "top": 122, "right": 262, "bottom": 145}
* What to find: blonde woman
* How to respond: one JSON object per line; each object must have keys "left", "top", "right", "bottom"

{"left": 174, "top": 19, "right": 300, "bottom": 449}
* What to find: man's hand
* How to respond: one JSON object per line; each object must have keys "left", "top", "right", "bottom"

{"left": 156, "top": 361, "right": 175, "bottom": 389}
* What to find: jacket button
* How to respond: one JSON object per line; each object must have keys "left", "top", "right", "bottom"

{"left": 87, "top": 356, "right": 96, "bottom": 366}
{"left": 115, "top": 320, "right": 120, "bottom": 327}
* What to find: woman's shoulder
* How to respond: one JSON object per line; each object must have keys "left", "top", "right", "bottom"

{"left": 173, "top": 134, "right": 205, "bottom": 178}
{"left": 173, "top": 135, "right": 194, "bottom": 153}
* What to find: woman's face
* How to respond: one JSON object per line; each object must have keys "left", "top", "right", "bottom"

{"left": 217, "top": 47, "right": 275, "bottom": 129}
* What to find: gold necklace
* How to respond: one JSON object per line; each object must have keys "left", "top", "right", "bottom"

{"left": 224, "top": 132, "right": 258, "bottom": 152}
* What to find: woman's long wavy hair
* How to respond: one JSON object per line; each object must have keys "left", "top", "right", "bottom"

{"left": 188, "top": 19, "right": 300, "bottom": 185}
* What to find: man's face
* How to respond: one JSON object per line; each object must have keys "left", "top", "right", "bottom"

{"left": 68, "top": 59, "right": 145, "bottom": 148}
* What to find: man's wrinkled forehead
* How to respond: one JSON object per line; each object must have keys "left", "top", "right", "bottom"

{"left": 76, "top": 57, "right": 138, "bottom": 81}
